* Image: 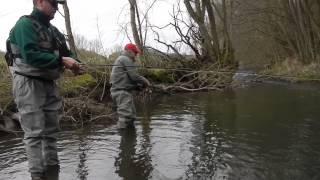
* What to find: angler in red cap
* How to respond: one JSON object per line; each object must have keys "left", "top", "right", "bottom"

{"left": 110, "top": 43, "right": 150, "bottom": 129}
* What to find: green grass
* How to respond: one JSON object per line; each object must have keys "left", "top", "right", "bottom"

{"left": 61, "top": 73, "right": 97, "bottom": 96}
{"left": 0, "top": 52, "right": 13, "bottom": 110}
{"left": 0, "top": 81, "right": 12, "bottom": 111}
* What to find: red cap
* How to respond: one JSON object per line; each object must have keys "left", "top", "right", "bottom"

{"left": 124, "top": 43, "right": 141, "bottom": 55}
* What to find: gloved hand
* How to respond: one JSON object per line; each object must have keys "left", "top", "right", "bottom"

{"left": 143, "top": 77, "right": 151, "bottom": 87}
{"left": 72, "top": 64, "right": 86, "bottom": 75}
{"left": 62, "top": 57, "right": 78, "bottom": 69}
{"left": 62, "top": 57, "right": 86, "bottom": 75}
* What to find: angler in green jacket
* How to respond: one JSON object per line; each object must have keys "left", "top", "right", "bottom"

{"left": 9, "top": 0, "right": 83, "bottom": 179}
{"left": 110, "top": 43, "right": 150, "bottom": 129}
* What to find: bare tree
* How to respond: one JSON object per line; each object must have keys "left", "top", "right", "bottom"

{"left": 183, "top": 0, "right": 235, "bottom": 66}
{"left": 149, "top": 3, "right": 201, "bottom": 60}
{"left": 126, "top": 0, "right": 159, "bottom": 53}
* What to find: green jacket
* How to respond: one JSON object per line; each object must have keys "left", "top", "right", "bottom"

{"left": 9, "top": 8, "right": 72, "bottom": 80}
{"left": 110, "top": 51, "right": 149, "bottom": 92}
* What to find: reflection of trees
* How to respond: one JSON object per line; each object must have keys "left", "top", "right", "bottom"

{"left": 184, "top": 85, "right": 320, "bottom": 179}
{"left": 116, "top": 88, "right": 320, "bottom": 179}
{"left": 139, "top": 103, "right": 153, "bottom": 177}
{"left": 137, "top": 92, "right": 237, "bottom": 179}
{"left": 115, "top": 103, "right": 153, "bottom": 180}
{"left": 75, "top": 132, "right": 91, "bottom": 180}
{"left": 184, "top": 91, "right": 236, "bottom": 179}
{"left": 245, "top": 85, "right": 320, "bottom": 180}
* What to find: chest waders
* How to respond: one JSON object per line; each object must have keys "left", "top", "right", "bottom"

{"left": 10, "top": 15, "right": 63, "bottom": 176}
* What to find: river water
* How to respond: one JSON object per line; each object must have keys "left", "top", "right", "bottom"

{"left": 1, "top": 83, "right": 320, "bottom": 180}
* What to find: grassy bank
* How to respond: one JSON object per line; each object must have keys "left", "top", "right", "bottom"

{"left": 0, "top": 52, "right": 12, "bottom": 113}
{"left": 262, "top": 58, "right": 320, "bottom": 82}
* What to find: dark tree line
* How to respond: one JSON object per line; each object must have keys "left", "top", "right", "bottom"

{"left": 267, "top": 0, "right": 320, "bottom": 63}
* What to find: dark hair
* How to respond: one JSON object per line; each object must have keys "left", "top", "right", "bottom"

{"left": 33, "top": 0, "right": 37, "bottom": 6}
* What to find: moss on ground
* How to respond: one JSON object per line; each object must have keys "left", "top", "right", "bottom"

{"left": 143, "top": 69, "right": 174, "bottom": 83}
{"left": 61, "top": 73, "right": 97, "bottom": 96}
{"left": 0, "top": 81, "right": 12, "bottom": 110}
{"left": 0, "top": 53, "right": 13, "bottom": 110}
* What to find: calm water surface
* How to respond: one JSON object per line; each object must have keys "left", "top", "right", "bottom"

{"left": 1, "top": 83, "right": 320, "bottom": 180}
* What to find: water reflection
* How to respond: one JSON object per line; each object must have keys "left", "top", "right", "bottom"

{"left": 115, "top": 127, "right": 152, "bottom": 180}
{"left": 114, "top": 100, "right": 154, "bottom": 180}
{"left": 185, "top": 91, "right": 236, "bottom": 179}
{"left": 76, "top": 134, "right": 90, "bottom": 180}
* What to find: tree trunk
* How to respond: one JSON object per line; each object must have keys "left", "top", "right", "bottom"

{"left": 184, "top": 0, "right": 235, "bottom": 65}
{"left": 63, "top": 0, "right": 77, "bottom": 57}
{"left": 129, "top": 0, "right": 143, "bottom": 52}
{"left": 184, "top": 0, "right": 216, "bottom": 62}
{"left": 204, "top": 0, "right": 220, "bottom": 59}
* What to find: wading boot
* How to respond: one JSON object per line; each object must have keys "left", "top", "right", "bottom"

{"left": 45, "top": 164, "right": 60, "bottom": 180}
{"left": 31, "top": 173, "right": 46, "bottom": 180}
{"left": 117, "top": 120, "right": 135, "bottom": 129}
{"left": 126, "top": 120, "right": 135, "bottom": 129}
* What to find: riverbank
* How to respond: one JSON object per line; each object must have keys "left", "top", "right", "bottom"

{"left": 0, "top": 51, "right": 115, "bottom": 131}
{"left": 0, "top": 50, "right": 235, "bottom": 132}
{"left": 2, "top": 49, "right": 320, "bottom": 133}
{"left": 4, "top": 52, "right": 320, "bottom": 132}
{"left": 261, "top": 59, "right": 320, "bottom": 83}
